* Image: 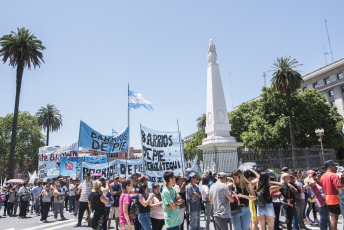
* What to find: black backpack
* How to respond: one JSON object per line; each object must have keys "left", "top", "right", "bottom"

{"left": 254, "top": 189, "right": 269, "bottom": 207}
{"left": 128, "top": 197, "right": 140, "bottom": 219}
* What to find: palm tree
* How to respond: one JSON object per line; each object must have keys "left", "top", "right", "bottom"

{"left": 271, "top": 57, "right": 303, "bottom": 169}
{"left": 36, "top": 104, "right": 63, "bottom": 146}
{"left": 197, "top": 113, "right": 206, "bottom": 130}
{"left": 0, "top": 28, "right": 45, "bottom": 179}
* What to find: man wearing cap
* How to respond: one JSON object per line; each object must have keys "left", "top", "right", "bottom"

{"left": 186, "top": 172, "right": 202, "bottom": 230}
{"left": 109, "top": 174, "right": 121, "bottom": 230}
{"left": 320, "top": 160, "right": 341, "bottom": 230}
{"left": 209, "top": 172, "right": 234, "bottom": 230}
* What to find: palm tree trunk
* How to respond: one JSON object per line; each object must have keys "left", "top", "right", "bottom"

{"left": 46, "top": 125, "right": 49, "bottom": 146}
{"left": 8, "top": 63, "right": 24, "bottom": 179}
{"left": 286, "top": 91, "right": 297, "bottom": 169}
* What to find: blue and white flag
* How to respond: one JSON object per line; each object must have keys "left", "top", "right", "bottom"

{"left": 112, "top": 128, "right": 118, "bottom": 136}
{"left": 78, "top": 121, "right": 129, "bottom": 153}
{"left": 128, "top": 90, "right": 153, "bottom": 111}
{"left": 192, "top": 154, "right": 203, "bottom": 178}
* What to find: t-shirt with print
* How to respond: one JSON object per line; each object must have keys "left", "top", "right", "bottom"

{"left": 8, "top": 191, "right": 16, "bottom": 203}
{"left": 209, "top": 182, "right": 232, "bottom": 219}
{"left": 162, "top": 186, "right": 181, "bottom": 228}
{"left": 69, "top": 184, "right": 75, "bottom": 196}
{"left": 79, "top": 180, "right": 93, "bottom": 202}
{"left": 320, "top": 171, "right": 341, "bottom": 205}
{"left": 54, "top": 189, "right": 65, "bottom": 203}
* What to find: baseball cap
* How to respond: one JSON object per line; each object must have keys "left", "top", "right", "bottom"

{"left": 267, "top": 169, "right": 274, "bottom": 175}
{"left": 282, "top": 167, "right": 289, "bottom": 172}
{"left": 98, "top": 177, "right": 106, "bottom": 182}
{"left": 324, "top": 160, "right": 339, "bottom": 167}
{"left": 188, "top": 172, "right": 197, "bottom": 179}
{"left": 113, "top": 174, "right": 119, "bottom": 179}
{"left": 217, "top": 172, "right": 227, "bottom": 178}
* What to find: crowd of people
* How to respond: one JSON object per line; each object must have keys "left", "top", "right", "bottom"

{"left": 1, "top": 159, "right": 344, "bottom": 230}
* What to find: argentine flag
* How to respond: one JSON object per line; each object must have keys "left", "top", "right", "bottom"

{"left": 128, "top": 90, "right": 153, "bottom": 111}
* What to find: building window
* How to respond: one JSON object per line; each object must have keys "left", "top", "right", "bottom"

{"left": 338, "top": 72, "right": 344, "bottom": 80}
{"left": 331, "top": 101, "right": 335, "bottom": 107}
{"left": 329, "top": 90, "right": 334, "bottom": 97}
{"left": 313, "top": 82, "right": 319, "bottom": 89}
{"left": 303, "top": 87, "right": 307, "bottom": 91}
{"left": 324, "top": 77, "right": 330, "bottom": 85}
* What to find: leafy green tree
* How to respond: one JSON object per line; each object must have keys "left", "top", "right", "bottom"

{"left": 271, "top": 57, "right": 303, "bottom": 168}
{"left": 0, "top": 112, "right": 45, "bottom": 178}
{"left": 196, "top": 114, "right": 206, "bottom": 130}
{"left": 229, "top": 87, "right": 344, "bottom": 150}
{"left": 0, "top": 28, "right": 45, "bottom": 179}
{"left": 183, "top": 129, "right": 206, "bottom": 161}
{"left": 36, "top": 104, "right": 63, "bottom": 146}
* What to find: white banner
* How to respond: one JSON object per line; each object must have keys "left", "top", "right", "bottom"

{"left": 38, "top": 143, "right": 78, "bottom": 179}
{"left": 141, "top": 125, "right": 185, "bottom": 186}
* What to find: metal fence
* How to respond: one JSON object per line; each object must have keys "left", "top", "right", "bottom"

{"left": 238, "top": 147, "right": 337, "bottom": 170}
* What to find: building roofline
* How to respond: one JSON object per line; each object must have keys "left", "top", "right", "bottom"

{"left": 303, "top": 58, "right": 344, "bottom": 81}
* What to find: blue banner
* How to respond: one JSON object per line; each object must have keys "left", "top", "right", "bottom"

{"left": 78, "top": 121, "right": 129, "bottom": 153}
{"left": 60, "top": 155, "right": 107, "bottom": 177}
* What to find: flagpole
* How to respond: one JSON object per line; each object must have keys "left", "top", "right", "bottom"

{"left": 126, "top": 83, "right": 130, "bottom": 178}
{"left": 177, "top": 119, "right": 185, "bottom": 175}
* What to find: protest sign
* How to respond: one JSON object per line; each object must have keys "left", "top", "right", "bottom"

{"left": 81, "top": 159, "right": 143, "bottom": 180}
{"left": 60, "top": 155, "right": 107, "bottom": 177}
{"left": 38, "top": 143, "right": 78, "bottom": 179}
{"left": 141, "top": 125, "right": 185, "bottom": 186}
{"left": 78, "top": 121, "right": 129, "bottom": 153}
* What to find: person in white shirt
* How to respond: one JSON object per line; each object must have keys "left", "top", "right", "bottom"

{"left": 75, "top": 173, "right": 93, "bottom": 227}
{"left": 69, "top": 180, "right": 76, "bottom": 214}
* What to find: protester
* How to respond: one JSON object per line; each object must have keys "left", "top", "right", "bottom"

{"left": 62, "top": 180, "right": 69, "bottom": 211}
{"left": 137, "top": 184, "right": 154, "bottom": 230}
{"left": 309, "top": 172, "right": 330, "bottom": 230}
{"left": 320, "top": 160, "right": 341, "bottom": 230}
{"left": 69, "top": 180, "right": 76, "bottom": 214}
{"left": 289, "top": 174, "right": 300, "bottom": 230}
{"left": 13, "top": 183, "right": 21, "bottom": 215}
{"left": 209, "top": 172, "right": 234, "bottom": 230}
{"left": 230, "top": 169, "right": 256, "bottom": 230}
{"left": 31, "top": 181, "right": 43, "bottom": 216}
{"left": 280, "top": 173, "right": 295, "bottom": 230}
{"left": 130, "top": 174, "right": 141, "bottom": 230}
{"left": 270, "top": 177, "right": 282, "bottom": 230}
{"left": 255, "top": 173, "right": 283, "bottom": 230}
{"left": 7, "top": 185, "right": 15, "bottom": 216}
{"left": 53, "top": 183, "right": 67, "bottom": 221}
{"left": 18, "top": 182, "right": 30, "bottom": 219}
{"left": 162, "top": 171, "right": 183, "bottom": 230}
{"left": 88, "top": 180, "right": 109, "bottom": 230}
{"left": 119, "top": 179, "right": 134, "bottom": 230}
{"left": 75, "top": 173, "right": 93, "bottom": 227}
{"left": 293, "top": 170, "right": 307, "bottom": 229}
{"left": 3, "top": 185, "right": 9, "bottom": 216}
{"left": 150, "top": 183, "right": 165, "bottom": 230}
{"left": 40, "top": 184, "right": 52, "bottom": 223}
{"left": 109, "top": 174, "right": 122, "bottom": 230}
{"left": 304, "top": 170, "right": 318, "bottom": 224}
{"left": 186, "top": 172, "right": 202, "bottom": 230}
{"left": 174, "top": 176, "right": 186, "bottom": 230}
{"left": 74, "top": 182, "right": 81, "bottom": 219}
{"left": 201, "top": 175, "right": 216, "bottom": 230}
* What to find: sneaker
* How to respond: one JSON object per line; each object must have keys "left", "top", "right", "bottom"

{"left": 43, "top": 220, "right": 49, "bottom": 223}
{"left": 61, "top": 217, "right": 67, "bottom": 221}
{"left": 74, "top": 224, "right": 82, "bottom": 228}
{"left": 54, "top": 218, "right": 57, "bottom": 221}
{"left": 314, "top": 218, "right": 319, "bottom": 223}
{"left": 40, "top": 220, "right": 44, "bottom": 223}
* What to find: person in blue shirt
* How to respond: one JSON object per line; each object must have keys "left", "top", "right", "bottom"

{"left": 186, "top": 172, "right": 202, "bottom": 230}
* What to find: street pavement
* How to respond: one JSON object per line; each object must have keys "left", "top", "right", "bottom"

{"left": 1, "top": 210, "right": 343, "bottom": 230}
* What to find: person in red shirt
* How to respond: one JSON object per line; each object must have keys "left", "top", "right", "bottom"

{"left": 320, "top": 160, "right": 341, "bottom": 230}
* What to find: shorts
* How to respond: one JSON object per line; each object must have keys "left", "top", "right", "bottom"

{"left": 110, "top": 206, "right": 120, "bottom": 218}
{"left": 257, "top": 203, "right": 275, "bottom": 218}
{"left": 328, "top": 204, "right": 341, "bottom": 215}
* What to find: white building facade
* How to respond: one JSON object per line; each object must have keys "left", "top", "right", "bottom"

{"left": 301, "top": 58, "right": 344, "bottom": 117}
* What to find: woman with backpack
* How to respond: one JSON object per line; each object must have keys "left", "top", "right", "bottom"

{"left": 18, "top": 182, "right": 30, "bottom": 219}
{"left": 119, "top": 179, "right": 135, "bottom": 230}
{"left": 137, "top": 184, "right": 155, "bottom": 230}
{"left": 230, "top": 169, "right": 256, "bottom": 230}
{"left": 255, "top": 173, "right": 283, "bottom": 230}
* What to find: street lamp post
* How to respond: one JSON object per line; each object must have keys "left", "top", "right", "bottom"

{"left": 315, "top": 128, "right": 325, "bottom": 164}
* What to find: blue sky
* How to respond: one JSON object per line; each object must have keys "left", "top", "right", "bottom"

{"left": 1, "top": 1, "right": 344, "bottom": 149}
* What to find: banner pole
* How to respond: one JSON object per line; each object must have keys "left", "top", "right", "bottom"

{"left": 140, "top": 123, "right": 145, "bottom": 175}
{"left": 126, "top": 83, "right": 130, "bottom": 178}
{"left": 177, "top": 119, "right": 185, "bottom": 175}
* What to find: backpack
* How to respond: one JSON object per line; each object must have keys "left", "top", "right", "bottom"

{"left": 254, "top": 189, "right": 269, "bottom": 207}
{"left": 128, "top": 196, "right": 140, "bottom": 220}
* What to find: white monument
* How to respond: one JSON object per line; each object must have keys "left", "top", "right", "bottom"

{"left": 197, "top": 39, "right": 242, "bottom": 173}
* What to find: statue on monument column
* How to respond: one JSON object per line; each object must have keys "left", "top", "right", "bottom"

{"left": 208, "top": 39, "right": 217, "bottom": 64}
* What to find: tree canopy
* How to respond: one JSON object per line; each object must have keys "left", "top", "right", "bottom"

{"left": 0, "top": 111, "right": 44, "bottom": 178}
{"left": 229, "top": 87, "right": 344, "bottom": 150}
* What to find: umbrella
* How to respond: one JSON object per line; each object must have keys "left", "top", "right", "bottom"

{"left": 92, "top": 173, "right": 103, "bottom": 177}
{"left": 238, "top": 162, "right": 257, "bottom": 172}
{"left": 7, "top": 179, "right": 25, "bottom": 184}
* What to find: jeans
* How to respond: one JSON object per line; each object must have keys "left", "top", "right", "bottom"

{"left": 167, "top": 226, "right": 180, "bottom": 230}
{"left": 316, "top": 203, "right": 330, "bottom": 230}
{"left": 231, "top": 206, "right": 251, "bottom": 230}
{"left": 273, "top": 203, "right": 281, "bottom": 230}
{"left": 138, "top": 212, "right": 152, "bottom": 230}
{"left": 292, "top": 198, "right": 300, "bottom": 230}
{"left": 204, "top": 202, "right": 217, "bottom": 230}
{"left": 298, "top": 199, "right": 306, "bottom": 228}
{"left": 69, "top": 196, "right": 75, "bottom": 213}
{"left": 34, "top": 198, "right": 40, "bottom": 214}
{"left": 282, "top": 203, "right": 294, "bottom": 230}
{"left": 189, "top": 210, "right": 201, "bottom": 230}
{"left": 54, "top": 202, "right": 65, "bottom": 219}
{"left": 214, "top": 217, "right": 231, "bottom": 230}
{"left": 7, "top": 202, "right": 14, "bottom": 215}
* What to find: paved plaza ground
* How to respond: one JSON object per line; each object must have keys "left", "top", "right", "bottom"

{"left": 1, "top": 210, "right": 343, "bottom": 230}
